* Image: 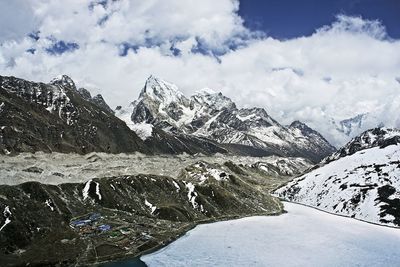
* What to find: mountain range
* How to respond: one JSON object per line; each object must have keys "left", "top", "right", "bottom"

{"left": 116, "top": 75, "right": 335, "bottom": 162}
{"left": 0, "top": 74, "right": 335, "bottom": 162}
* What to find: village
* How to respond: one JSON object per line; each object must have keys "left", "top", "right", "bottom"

{"left": 67, "top": 209, "right": 193, "bottom": 263}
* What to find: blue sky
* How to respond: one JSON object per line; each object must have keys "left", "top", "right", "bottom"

{"left": 239, "top": 0, "right": 400, "bottom": 39}
{"left": 0, "top": 0, "right": 399, "bottom": 146}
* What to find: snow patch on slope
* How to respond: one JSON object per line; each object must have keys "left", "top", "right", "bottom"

{"left": 184, "top": 182, "right": 199, "bottom": 209}
{"left": 82, "top": 180, "right": 102, "bottom": 201}
{"left": 130, "top": 123, "right": 153, "bottom": 140}
{"left": 0, "top": 206, "right": 11, "bottom": 232}
{"left": 145, "top": 199, "right": 157, "bottom": 214}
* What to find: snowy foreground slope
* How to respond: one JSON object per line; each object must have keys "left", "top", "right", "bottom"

{"left": 141, "top": 202, "right": 400, "bottom": 267}
{"left": 275, "top": 128, "right": 400, "bottom": 227}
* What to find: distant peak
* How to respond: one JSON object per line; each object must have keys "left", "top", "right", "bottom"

{"left": 50, "top": 75, "right": 76, "bottom": 90}
{"left": 77, "top": 88, "right": 92, "bottom": 100}
{"left": 92, "top": 94, "right": 104, "bottom": 100}
{"left": 146, "top": 74, "right": 157, "bottom": 82}
{"left": 140, "top": 75, "right": 185, "bottom": 104}
{"left": 196, "top": 88, "right": 217, "bottom": 96}
{"left": 191, "top": 89, "right": 236, "bottom": 111}
{"left": 323, "top": 127, "right": 400, "bottom": 164}
{"left": 290, "top": 120, "right": 308, "bottom": 129}
{"left": 144, "top": 74, "right": 167, "bottom": 85}
{"left": 289, "top": 120, "right": 328, "bottom": 138}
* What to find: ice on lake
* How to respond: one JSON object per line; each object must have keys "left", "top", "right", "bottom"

{"left": 141, "top": 202, "right": 400, "bottom": 267}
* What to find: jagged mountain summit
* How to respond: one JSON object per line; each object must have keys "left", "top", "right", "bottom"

{"left": 274, "top": 127, "right": 400, "bottom": 227}
{"left": 325, "top": 112, "right": 386, "bottom": 148}
{"left": 119, "top": 75, "right": 336, "bottom": 162}
{"left": 77, "top": 87, "right": 114, "bottom": 114}
{"left": 323, "top": 127, "right": 400, "bottom": 163}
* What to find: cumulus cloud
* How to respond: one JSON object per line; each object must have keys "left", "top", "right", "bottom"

{"left": 0, "top": 1, "right": 399, "bottom": 147}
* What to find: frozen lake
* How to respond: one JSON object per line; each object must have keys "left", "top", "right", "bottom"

{"left": 141, "top": 202, "right": 400, "bottom": 267}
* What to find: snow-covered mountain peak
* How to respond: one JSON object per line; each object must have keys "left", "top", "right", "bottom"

{"left": 326, "top": 113, "right": 385, "bottom": 148}
{"left": 289, "top": 120, "right": 308, "bottom": 130}
{"left": 338, "top": 113, "right": 368, "bottom": 136}
{"left": 191, "top": 90, "right": 236, "bottom": 111}
{"left": 195, "top": 87, "right": 217, "bottom": 95}
{"left": 50, "top": 75, "right": 76, "bottom": 90}
{"left": 324, "top": 127, "right": 400, "bottom": 163}
{"left": 140, "top": 75, "right": 187, "bottom": 105}
{"left": 289, "top": 120, "right": 330, "bottom": 141}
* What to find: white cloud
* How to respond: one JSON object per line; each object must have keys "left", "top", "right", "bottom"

{"left": 0, "top": 1, "right": 399, "bottom": 147}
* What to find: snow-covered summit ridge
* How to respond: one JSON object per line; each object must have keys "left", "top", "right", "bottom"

{"left": 50, "top": 74, "right": 76, "bottom": 90}
{"left": 191, "top": 89, "right": 236, "bottom": 111}
{"left": 323, "top": 127, "right": 400, "bottom": 163}
{"left": 139, "top": 75, "right": 186, "bottom": 104}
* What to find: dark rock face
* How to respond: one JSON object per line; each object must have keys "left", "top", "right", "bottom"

{"left": 91, "top": 94, "right": 114, "bottom": 114}
{"left": 77, "top": 88, "right": 92, "bottom": 100}
{"left": 0, "top": 75, "right": 148, "bottom": 155}
{"left": 288, "top": 121, "right": 336, "bottom": 162}
{"left": 377, "top": 185, "right": 400, "bottom": 226}
{"left": 78, "top": 88, "right": 114, "bottom": 114}
{"left": 131, "top": 101, "right": 155, "bottom": 124}
{"left": 0, "top": 161, "right": 283, "bottom": 266}
{"left": 144, "top": 127, "right": 227, "bottom": 155}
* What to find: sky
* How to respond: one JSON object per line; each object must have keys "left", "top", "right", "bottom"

{"left": 0, "top": 0, "right": 399, "bottom": 146}
{"left": 239, "top": 0, "right": 400, "bottom": 39}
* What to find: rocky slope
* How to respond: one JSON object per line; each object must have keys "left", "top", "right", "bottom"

{"left": 0, "top": 160, "right": 289, "bottom": 266}
{"left": 0, "top": 75, "right": 148, "bottom": 155}
{"left": 274, "top": 128, "right": 400, "bottom": 227}
{"left": 119, "top": 75, "right": 335, "bottom": 162}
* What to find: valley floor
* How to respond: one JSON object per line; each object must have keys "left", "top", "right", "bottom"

{"left": 141, "top": 202, "right": 400, "bottom": 267}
